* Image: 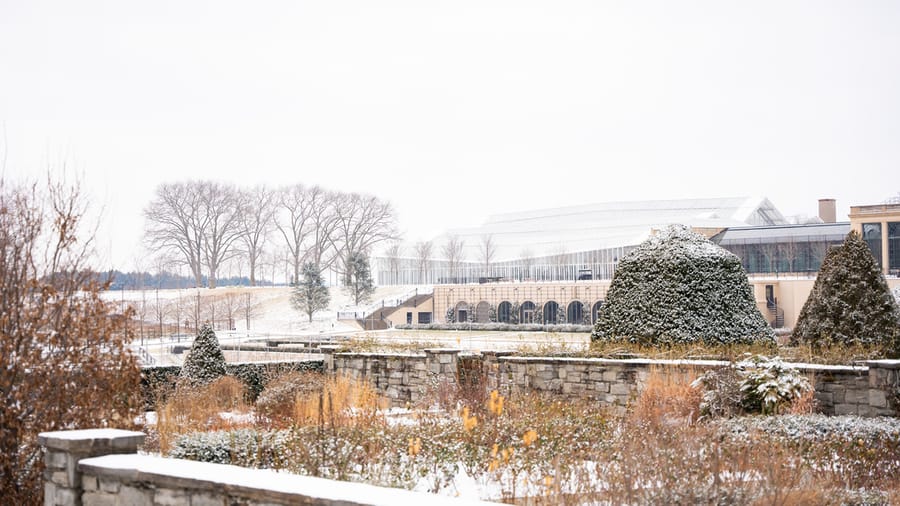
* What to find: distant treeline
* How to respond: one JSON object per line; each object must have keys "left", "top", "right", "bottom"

{"left": 100, "top": 271, "right": 275, "bottom": 290}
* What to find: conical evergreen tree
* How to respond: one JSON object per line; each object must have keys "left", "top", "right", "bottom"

{"left": 179, "top": 323, "right": 227, "bottom": 386}
{"left": 291, "top": 263, "right": 331, "bottom": 322}
{"left": 591, "top": 225, "right": 774, "bottom": 346}
{"left": 792, "top": 231, "right": 900, "bottom": 354}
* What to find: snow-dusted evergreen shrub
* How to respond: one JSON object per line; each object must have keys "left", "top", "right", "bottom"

{"left": 735, "top": 355, "right": 810, "bottom": 415}
{"left": 169, "top": 429, "right": 292, "bottom": 468}
{"left": 792, "top": 231, "right": 900, "bottom": 354}
{"left": 592, "top": 225, "right": 775, "bottom": 346}
{"left": 445, "top": 307, "right": 455, "bottom": 323}
{"left": 179, "top": 323, "right": 227, "bottom": 387}
{"left": 693, "top": 355, "right": 810, "bottom": 416}
{"left": 894, "top": 285, "right": 900, "bottom": 305}
{"left": 488, "top": 305, "right": 497, "bottom": 323}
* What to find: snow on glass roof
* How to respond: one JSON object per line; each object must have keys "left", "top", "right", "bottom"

{"left": 714, "top": 222, "right": 850, "bottom": 245}
{"left": 432, "top": 196, "right": 788, "bottom": 262}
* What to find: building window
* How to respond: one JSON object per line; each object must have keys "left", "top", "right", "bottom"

{"left": 862, "top": 223, "right": 882, "bottom": 267}
{"left": 889, "top": 222, "right": 900, "bottom": 272}
{"left": 418, "top": 312, "right": 432, "bottom": 324}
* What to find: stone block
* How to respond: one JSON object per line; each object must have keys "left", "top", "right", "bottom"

{"left": 610, "top": 383, "right": 630, "bottom": 396}
{"left": 81, "top": 474, "right": 98, "bottom": 492}
{"left": 81, "top": 491, "right": 117, "bottom": 506}
{"left": 44, "top": 482, "right": 56, "bottom": 506}
{"left": 99, "top": 476, "right": 121, "bottom": 494}
{"left": 602, "top": 370, "right": 618, "bottom": 382}
{"left": 54, "top": 486, "right": 77, "bottom": 506}
{"left": 190, "top": 491, "right": 225, "bottom": 506}
{"left": 834, "top": 404, "right": 858, "bottom": 416}
{"left": 48, "top": 471, "right": 69, "bottom": 487}
{"left": 154, "top": 488, "right": 191, "bottom": 506}
{"left": 588, "top": 371, "right": 604, "bottom": 382}
{"left": 814, "top": 391, "right": 833, "bottom": 407}
{"left": 119, "top": 484, "right": 153, "bottom": 506}
{"left": 438, "top": 353, "right": 454, "bottom": 365}
{"left": 844, "top": 389, "right": 869, "bottom": 405}
{"left": 869, "top": 389, "right": 888, "bottom": 408}
{"left": 45, "top": 450, "right": 68, "bottom": 470}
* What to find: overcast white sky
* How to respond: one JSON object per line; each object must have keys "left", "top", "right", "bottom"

{"left": 2, "top": 0, "right": 899, "bottom": 271}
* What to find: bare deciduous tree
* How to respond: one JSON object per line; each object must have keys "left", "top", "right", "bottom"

{"left": 238, "top": 185, "right": 277, "bottom": 286}
{"left": 384, "top": 241, "right": 403, "bottom": 285}
{"left": 304, "top": 186, "right": 340, "bottom": 273}
{"left": 519, "top": 247, "right": 534, "bottom": 280}
{"left": 331, "top": 192, "right": 397, "bottom": 280}
{"left": 275, "top": 184, "right": 314, "bottom": 285}
{"left": 144, "top": 181, "right": 206, "bottom": 287}
{"left": 144, "top": 181, "right": 245, "bottom": 288}
{"left": 0, "top": 176, "right": 141, "bottom": 504}
{"left": 198, "top": 181, "right": 245, "bottom": 289}
{"left": 480, "top": 234, "right": 496, "bottom": 276}
{"left": 415, "top": 240, "right": 433, "bottom": 284}
{"left": 442, "top": 235, "right": 466, "bottom": 283}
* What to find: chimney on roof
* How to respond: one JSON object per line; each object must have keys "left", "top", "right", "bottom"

{"left": 818, "top": 199, "right": 836, "bottom": 223}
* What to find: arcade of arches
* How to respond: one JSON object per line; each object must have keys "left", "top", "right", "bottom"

{"left": 438, "top": 282, "right": 610, "bottom": 324}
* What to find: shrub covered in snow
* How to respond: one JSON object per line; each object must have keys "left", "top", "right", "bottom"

{"left": 179, "top": 323, "right": 227, "bottom": 387}
{"left": 792, "top": 231, "right": 900, "bottom": 355}
{"left": 893, "top": 285, "right": 900, "bottom": 305}
{"left": 693, "top": 355, "right": 810, "bottom": 416}
{"left": 592, "top": 225, "right": 775, "bottom": 346}
{"left": 169, "top": 429, "right": 293, "bottom": 468}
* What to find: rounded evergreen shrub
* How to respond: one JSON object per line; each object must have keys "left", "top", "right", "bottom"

{"left": 591, "top": 225, "right": 775, "bottom": 346}
{"left": 179, "top": 323, "right": 227, "bottom": 386}
{"left": 792, "top": 231, "right": 900, "bottom": 354}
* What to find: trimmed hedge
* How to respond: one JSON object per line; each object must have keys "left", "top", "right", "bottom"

{"left": 140, "top": 360, "right": 324, "bottom": 408}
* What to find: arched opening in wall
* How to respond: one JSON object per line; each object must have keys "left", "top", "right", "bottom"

{"left": 591, "top": 301, "right": 604, "bottom": 324}
{"left": 455, "top": 301, "right": 469, "bottom": 323}
{"left": 567, "top": 301, "right": 584, "bottom": 325}
{"left": 476, "top": 301, "right": 491, "bottom": 323}
{"left": 497, "top": 301, "right": 512, "bottom": 323}
{"left": 544, "top": 300, "right": 559, "bottom": 324}
{"left": 520, "top": 301, "right": 535, "bottom": 324}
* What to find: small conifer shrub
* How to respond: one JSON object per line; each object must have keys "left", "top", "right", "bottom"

{"left": 180, "top": 323, "right": 227, "bottom": 386}
{"left": 792, "top": 231, "right": 900, "bottom": 354}
{"left": 592, "top": 225, "right": 774, "bottom": 346}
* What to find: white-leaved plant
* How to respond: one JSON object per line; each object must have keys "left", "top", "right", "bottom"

{"left": 693, "top": 355, "right": 811, "bottom": 417}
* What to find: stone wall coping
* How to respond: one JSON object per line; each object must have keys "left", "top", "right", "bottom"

{"left": 37, "top": 429, "right": 145, "bottom": 452}
{"left": 424, "top": 348, "right": 462, "bottom": 354}
{"left": 334, "top": 352, "right": 426, "bottom": 359}
{"left": 498, "top": 356, "right": 730, "bottom": 368}
{"left": 497, "top": 355, "right": 869, "bottom": 373}
{"left": 79, "top": 454, "right": 501, "bottom": 505}
{"left": 866, "top": 359, "right": 900, "bottom": 370}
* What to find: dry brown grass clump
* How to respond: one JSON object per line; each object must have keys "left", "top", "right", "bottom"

{"left": 629, "top": 366, "right": 702, "bottom": 425}
{"left": 156, "top": 376, "right": 251, "bottom": 452}
{"left": 256, "top": 372, "right": 385, "bottom": 429}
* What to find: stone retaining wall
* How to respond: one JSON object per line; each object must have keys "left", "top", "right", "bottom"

{"left": 328, "top": 349, "right": 460, "bottom": 407}
{"left": 39, "top": 430, "right": 499, "bottom": 506}
{"left": 327, "top": 349, "right": 899, "bottom": 417}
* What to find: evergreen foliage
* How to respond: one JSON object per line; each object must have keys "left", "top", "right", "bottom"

{"left": 446, "top": 306, "right": 456, "bottom": 323}
{"left": 291, "top": 263, "right": 331, "bottom": 322}
{"left": 343, "top": 251, "right": 375, "bottom": 305}
{"left": 179, "top": 323, "right": 227, "bottom": 386}
{"left": 791, "top": 231, "right": 900, "bottom": 354}
{"left": 591, "top": 225, "right": 775, "bottom": 346}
